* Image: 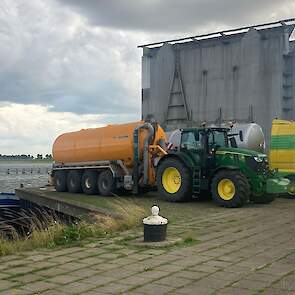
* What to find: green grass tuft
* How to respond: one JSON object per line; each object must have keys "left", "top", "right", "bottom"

{"left": 183, "top": 235, "right": 199, "bottom": 246}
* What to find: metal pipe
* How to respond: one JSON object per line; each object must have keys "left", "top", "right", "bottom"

{"left": 283, "top": 26, "right": 290, "bottom": 55}
{"left": 133, "top": 122, "right": 155, "bottom": 193}
{"left": 133, "top": 127, "right": 140, "bottom": 194}
{"left": 143, "top": 123, "right": 154, "bottom": 185}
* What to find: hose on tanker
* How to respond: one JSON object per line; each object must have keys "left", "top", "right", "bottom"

{"left": 143, "top": 123, "right": 155, "bottom": 184}
{"left": 133, "top": 122, "right": 155, "bottom": 193}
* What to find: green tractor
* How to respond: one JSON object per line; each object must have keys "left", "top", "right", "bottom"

{"left": 157, "top": 127, "right": 290, "bottom": 207}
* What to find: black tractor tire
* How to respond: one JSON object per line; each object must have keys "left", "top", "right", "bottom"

{"left": 98, "top": 170, "right": 115, "bottom": 196}
{"left": 67, "top": 170, "right": 82, "bottom": 193}
{"left": 286, "top": 175, "right": 295, "bottom": 197}
{"left": 250, "top": 194, "right": 275, "bottom": 204}
{"left": 157, "top": 157, "right": 192, "bottom": 202}
{"left": 54, "top": 171, "right": 67, "bottom": 192}
{"left": 211, "top": 170, "right": 250, "bottom": 208}
{"left": 81, "top": 170, "right": 98, "bottom": 195}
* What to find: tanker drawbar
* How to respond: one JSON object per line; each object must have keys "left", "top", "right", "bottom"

{"left": 51, "top": 120, "right": 167, "bottom": 196}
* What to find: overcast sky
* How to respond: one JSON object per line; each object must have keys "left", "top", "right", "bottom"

{"left": 0, "top": 0, "right": 294, "bottom": 155}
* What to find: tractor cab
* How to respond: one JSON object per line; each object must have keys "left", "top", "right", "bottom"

{"left": 179, "top": 128, "right": 229, "bottom": 171}
{"left": 180, "top": 127, "right": 229, "bottom": 154}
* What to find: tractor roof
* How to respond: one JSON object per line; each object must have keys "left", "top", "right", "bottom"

{"left": 182, "top": 127, "right": 230, "bottom": 132}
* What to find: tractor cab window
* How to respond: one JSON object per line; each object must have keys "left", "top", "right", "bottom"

{"left": 208, "top": 130, "right": 228, "bottom": 148}
{"left": 181, "top": 131, "right": 203, "bottom": 151}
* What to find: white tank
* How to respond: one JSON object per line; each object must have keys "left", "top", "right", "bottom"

{"left": 166, "top": 129, "right": 181, "bottom": 151}
{"left": 230, "top": 123, "right": 265, "bottom": 153}
{"left": 166, "top": 123, "right": 265, "bottom": 153}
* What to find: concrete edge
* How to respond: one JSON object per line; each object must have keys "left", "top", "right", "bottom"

{"left": 15, "top": 188, "right": 122, "bottom": 220}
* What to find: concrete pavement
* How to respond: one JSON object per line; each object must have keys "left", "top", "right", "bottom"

{"left": 0, "top": 198, "right": 295, "bottom": 294}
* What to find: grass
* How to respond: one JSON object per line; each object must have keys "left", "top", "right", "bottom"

{"left": 0, "top": 200, "right": 147, "bottom": 257}
{"left": 183, "top": 235, "right": 198, "bottom": 245}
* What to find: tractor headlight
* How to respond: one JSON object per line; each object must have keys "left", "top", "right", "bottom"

{"left": 254, "top": 156, "right": 263, "bottom": 162}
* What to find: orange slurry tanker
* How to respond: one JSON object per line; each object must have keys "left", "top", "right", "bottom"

{"left": 52, "top": 119, "right": 167, "bottom": 195}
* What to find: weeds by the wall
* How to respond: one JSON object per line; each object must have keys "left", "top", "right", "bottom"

{"left": 0, "top": 199, "right": 147, "bottom": 256}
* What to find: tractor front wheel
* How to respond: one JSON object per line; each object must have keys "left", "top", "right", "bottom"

{"left": 211, "top": 170, "right": 250, "bottom": 208}
{"left": 286, "top": 175, "right": 295, "bottom": 197}
{"left": 157, "top": 158, "right": 192, "bottom": 202}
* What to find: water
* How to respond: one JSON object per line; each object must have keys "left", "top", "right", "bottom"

{"left": 0, "top": 162, "right": 75, "bottom": 239}
{"left": 0, "top": 162, "right": 52, "bottom": 193}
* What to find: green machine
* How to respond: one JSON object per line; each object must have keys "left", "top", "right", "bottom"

{"left": 157, "top": 127, "right": 290, "bottom": 207}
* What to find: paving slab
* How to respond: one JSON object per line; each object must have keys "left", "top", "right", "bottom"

{"left": 21, "top": 281, "right": 58, "bottom": 292}
{"left": 0, "top": 279, "right": 19, "bottom": 290}
{"left": 54, "top": 281, "right": 96, "bottom": 294}
{"left": 133, "top": 283, "right": 176, "bottom": 295}
{"left": 46, "top": 274, "right": 81, "bottom": 285}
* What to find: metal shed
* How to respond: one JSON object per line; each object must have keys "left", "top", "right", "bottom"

{"left": 139, "top": 18, "right": 295, "bottom": 148}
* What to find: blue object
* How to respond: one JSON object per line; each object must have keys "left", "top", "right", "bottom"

{"left": 0, "top": 192, "right": 20, "bottom": 208}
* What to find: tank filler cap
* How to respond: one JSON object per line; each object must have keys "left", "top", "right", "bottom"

{"left": 143, "top": 206, "right": 168, "bottom": 225}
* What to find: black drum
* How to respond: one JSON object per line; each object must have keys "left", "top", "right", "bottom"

{"left": 144, "top": 224, "right": 167, "bottom": 242}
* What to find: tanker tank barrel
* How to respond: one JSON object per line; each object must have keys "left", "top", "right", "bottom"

{"left": 52, "top": 120, "right": 167, "bottom": 196}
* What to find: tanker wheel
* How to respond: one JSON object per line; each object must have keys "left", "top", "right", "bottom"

{"left": 250, "top": 193, "right": 275, "bottom": 204}
{"left": 82, "top": 170, "right": 98, "bottom": 195}
{"left": 98, "top": 170, "right": 115, "bottom": 196}
{"left": 157, "top": 158, "right": 192, "bottom": 202}
{"left": 54, "top": 171, "right": 67, "bottom": 192}
{"left": 211, "top": 170, "right": 250, "bottom": 208}
{"left": 67, "top": 170, "right": 82, "bottom": 193}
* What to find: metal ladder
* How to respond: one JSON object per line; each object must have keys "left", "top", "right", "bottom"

{"left": 165, "top": 46, "right": 190, "bottom": 126}
{"left": 192, "top": 168, "right": 201, "bottom": 195}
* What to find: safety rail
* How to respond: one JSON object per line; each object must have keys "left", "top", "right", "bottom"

{"left": 0, "top": 168, "right": 51, "bottom": 175}
{"left": 138, "top": 18, "right": 295, "bottom": 48}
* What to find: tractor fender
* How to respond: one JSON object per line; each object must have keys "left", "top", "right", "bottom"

{"left": 209, "top": 166, "right": 240, "bottom": 182}
{"left": 157, "top": 152, "right": 194, "bottom": 172}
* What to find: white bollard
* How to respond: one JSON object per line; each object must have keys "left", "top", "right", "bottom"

{"left": 143, "top": 206, "right": 168, "bottom": 242}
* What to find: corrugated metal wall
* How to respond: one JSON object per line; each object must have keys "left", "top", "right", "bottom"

{"left": 141, "top": 24, "right": 295, "bottom": 148}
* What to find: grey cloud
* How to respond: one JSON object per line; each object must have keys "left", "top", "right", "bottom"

{"left": 58, "top": 0, "right": 295, "bottom": 33}
{"left": 0, "top": 0, "right": 140, "bottom": 115}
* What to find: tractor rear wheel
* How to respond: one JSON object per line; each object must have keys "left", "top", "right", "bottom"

{"left": 250, "top": 194, "right": 275, "bottom": 204}
{"left": 157, "top": 158, "right": 192, "bottom": 202}
{"left": 211, "top": 170, "right": 250, "bottom": 208}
